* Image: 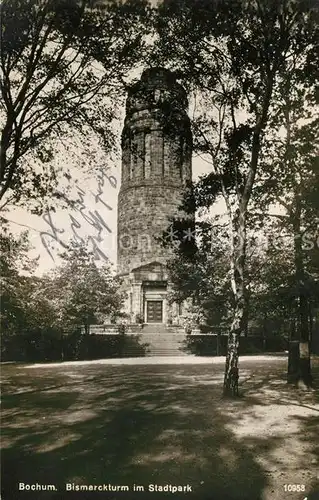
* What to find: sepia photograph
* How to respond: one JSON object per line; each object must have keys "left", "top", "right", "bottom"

{"left": 1, "top": 0, "right": 318, "bottom": 499}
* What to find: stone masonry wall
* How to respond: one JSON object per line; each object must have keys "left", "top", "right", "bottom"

{"left": 118, "top": 183, "right": 185, "bottom": 274}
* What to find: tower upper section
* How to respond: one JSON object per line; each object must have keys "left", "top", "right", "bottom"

{"left": 120, "top": 67, "right": 192, "bottom": 189}
{"left": 117, "top": 68, "right": 193, "bottom": 276}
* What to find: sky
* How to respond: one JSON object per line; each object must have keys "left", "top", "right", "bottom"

{"left": 6, "top": 159, "right": 119, "bottom": 275}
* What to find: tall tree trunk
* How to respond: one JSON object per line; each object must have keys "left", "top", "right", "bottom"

{"left": 223, "top": 208, "right": 246, "bottom": 396}
{"left": 222, "top": 73, "right": 273, "bottom": 397}
{"left": 287, "top": 196, "right": 312, "bottom": 387}
{"left": 223, "top": 302, "right": 241, "bottom": 396}
{"left": 242, "top": 286, "right": 249, "bottom": 337}
{"left": 61, "top": 333, "right": 64, "bottom": 361}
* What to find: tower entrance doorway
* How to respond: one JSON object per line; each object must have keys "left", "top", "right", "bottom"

{"left": 146, "top": 300, "right": 163, "bottom": 323}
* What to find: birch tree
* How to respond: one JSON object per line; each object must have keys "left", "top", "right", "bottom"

{"left": 154, "top": 0, "right": 318, "bottom": 395}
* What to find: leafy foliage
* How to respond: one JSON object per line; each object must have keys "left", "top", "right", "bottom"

{"left": 42, "top": 241, "right": 124, "bottom": 332}
{"left": 0, "top": 0, "right": 152, "bottom": 211}
{"left": 167, "top": 218, "right": 233, "bottom": 331}
{"left": 1, "top": 230, "right": 124, "bottom": 359}
{"left": 0, "top": 223, "right": 57, "bottom": 359}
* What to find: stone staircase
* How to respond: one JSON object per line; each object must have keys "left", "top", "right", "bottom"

{"left": 88, "top": 323, "right": 190, "bottom": 357}
{"left": 126, "top": 324, "right": 188, "bottom": 357}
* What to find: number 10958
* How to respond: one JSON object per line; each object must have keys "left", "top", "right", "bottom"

{"left": 283, "top": 484, "right": 305, "bottom": 492}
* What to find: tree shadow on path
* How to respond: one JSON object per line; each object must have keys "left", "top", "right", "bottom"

{"left": 2, "top": 360, "right": 317, "bottom": 500}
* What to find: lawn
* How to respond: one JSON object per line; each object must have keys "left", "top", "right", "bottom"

{"left": 1, "top": 355, "right": 319, "bottom": 500}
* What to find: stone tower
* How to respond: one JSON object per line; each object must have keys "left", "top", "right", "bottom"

{"left": 117, "top": 67, "right": 192, "bottom": 324}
